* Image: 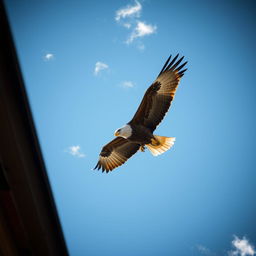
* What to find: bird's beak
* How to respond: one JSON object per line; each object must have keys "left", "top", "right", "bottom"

{"left": 114, "top": 131, "right": 120, "bottom": 137}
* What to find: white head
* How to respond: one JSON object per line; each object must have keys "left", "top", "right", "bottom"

{"left": 114, "top": 124, "right": 132, "bottom": 139}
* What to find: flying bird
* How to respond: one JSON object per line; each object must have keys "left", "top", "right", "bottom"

{"left": 94, "top": 54, "right": 187, "bottom": 173}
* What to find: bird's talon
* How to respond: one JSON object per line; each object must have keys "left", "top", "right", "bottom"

{"left": 140, "top": 146, "right": 145, "bottom": 152}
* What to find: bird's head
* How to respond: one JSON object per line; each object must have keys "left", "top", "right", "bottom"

{"left": 114, "top": 124, "right": 132, "bottom": 139}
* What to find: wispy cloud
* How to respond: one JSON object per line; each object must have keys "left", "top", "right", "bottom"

{"left": 115, "top": 1, "right": 156, "bottom": 49}
{"left": 196, "top": 245, "right": 216, "bottom": 256}
{"left": 44, "top": 53, "right": 54, "bottom": 61}
{"left": 196, "top": 236, "right": 255, "bottom": 256}
{"left": 137, "top": 42, "right": 145, "bottom": 51}
{"left": 126, "top": 21, "right": 157, "bottom": 44}
{"left": 123, "top": 23, "right": 132, "bottom": 29}
{"left": 68, "top": 145, "right": 85, "bottom": 158}
{"left": 121, "top": 81, "right": 135, "bottom": 88}
{"left": 94, "top": 61, "right": 109, "bottom": 75}
{"left": 115, "top": 0, "right": 142, "bottom": 21}
{"left": 228, "top": 236, "right": 255, "bottom": 256}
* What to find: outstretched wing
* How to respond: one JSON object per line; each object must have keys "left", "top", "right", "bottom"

{"left": 129, "top": 54, "right": 187, "bottom": 132}
{"left": 94, "top": 137, "right": 140, "bottom": 173}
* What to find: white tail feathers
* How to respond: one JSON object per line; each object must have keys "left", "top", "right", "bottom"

{"left": 146, "top": 136, "right": 175, "bottom": 156}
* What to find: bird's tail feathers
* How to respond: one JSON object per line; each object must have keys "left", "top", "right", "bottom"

{"left": 146, "top": 135, "right": 175, "bottom": 156}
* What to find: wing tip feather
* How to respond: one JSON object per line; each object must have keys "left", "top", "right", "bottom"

{"left": 178, "top": 68, "right": 187, "bottom": 76}
{"left": 93, "top": 155, "right": 126, "bottom": 173}
{"left": 158, "top": 53, "right": 188, "bottom": 77}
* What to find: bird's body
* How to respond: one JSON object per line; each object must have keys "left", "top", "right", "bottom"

{"left": 117, "top": 124, "right": 153, "bottom": 144}
{"left": 94, "top": 54, "right": 187, "bottom": 173}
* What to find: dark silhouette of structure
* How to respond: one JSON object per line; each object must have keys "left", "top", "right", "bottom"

{"left": 0, "top": 1, "right": 69, "bottom": 255}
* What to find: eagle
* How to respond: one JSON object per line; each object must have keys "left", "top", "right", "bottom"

{"left": 94, "top": 54, "right": 187, "bottom": 173}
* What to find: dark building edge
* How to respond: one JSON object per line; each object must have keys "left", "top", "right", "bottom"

{"left": 0, "top": 1, "right": 69, "bottom": 255}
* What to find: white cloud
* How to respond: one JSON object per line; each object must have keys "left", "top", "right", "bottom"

{"left": 229, "top": 236, "right": 255, "bottom": 256}
{"left": 126, "top": 21, "right": 157, "bottom": 44}
{"left": 196, "top": 245, "right": 216, "bottom": 256}
{"left": 94, "top": 61, "right": 109, "bottom": 75}
{"left": 196, "top": 236, "right": 255, "bottom": 256}
{"left": 68, "top": 145, "right": 85, "bottom": 158}
{"left": 123, "top": 23, "right": 132, "bottom": 29}
{"left": 115, "top": 1, "right": 156, "bottom": 48}
{"left": 44, "top": 53, "right": 54, "bottom": 61}
{"left": 121, "top": 81, "right": 134, "bottom": 88}
{"left": 137, "top": 42, "right": 145, "bottom": 51}
{"left": 115, "top": 0, "right": 142, "bottom": 21}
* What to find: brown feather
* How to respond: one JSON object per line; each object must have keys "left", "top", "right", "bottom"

{"left": 94, "top": 137, "right": 140, "bottom": 172}
{"left": 129, "top": 55, "right": 187, "bottom": 131}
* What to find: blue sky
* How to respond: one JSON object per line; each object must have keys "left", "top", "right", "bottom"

{"left": 5, "top": 0, "right": 256, "bottom": 255}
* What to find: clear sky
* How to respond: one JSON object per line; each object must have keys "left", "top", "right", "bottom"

{"left": 5, "top": 0, "right": 256, "bottom": 255}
